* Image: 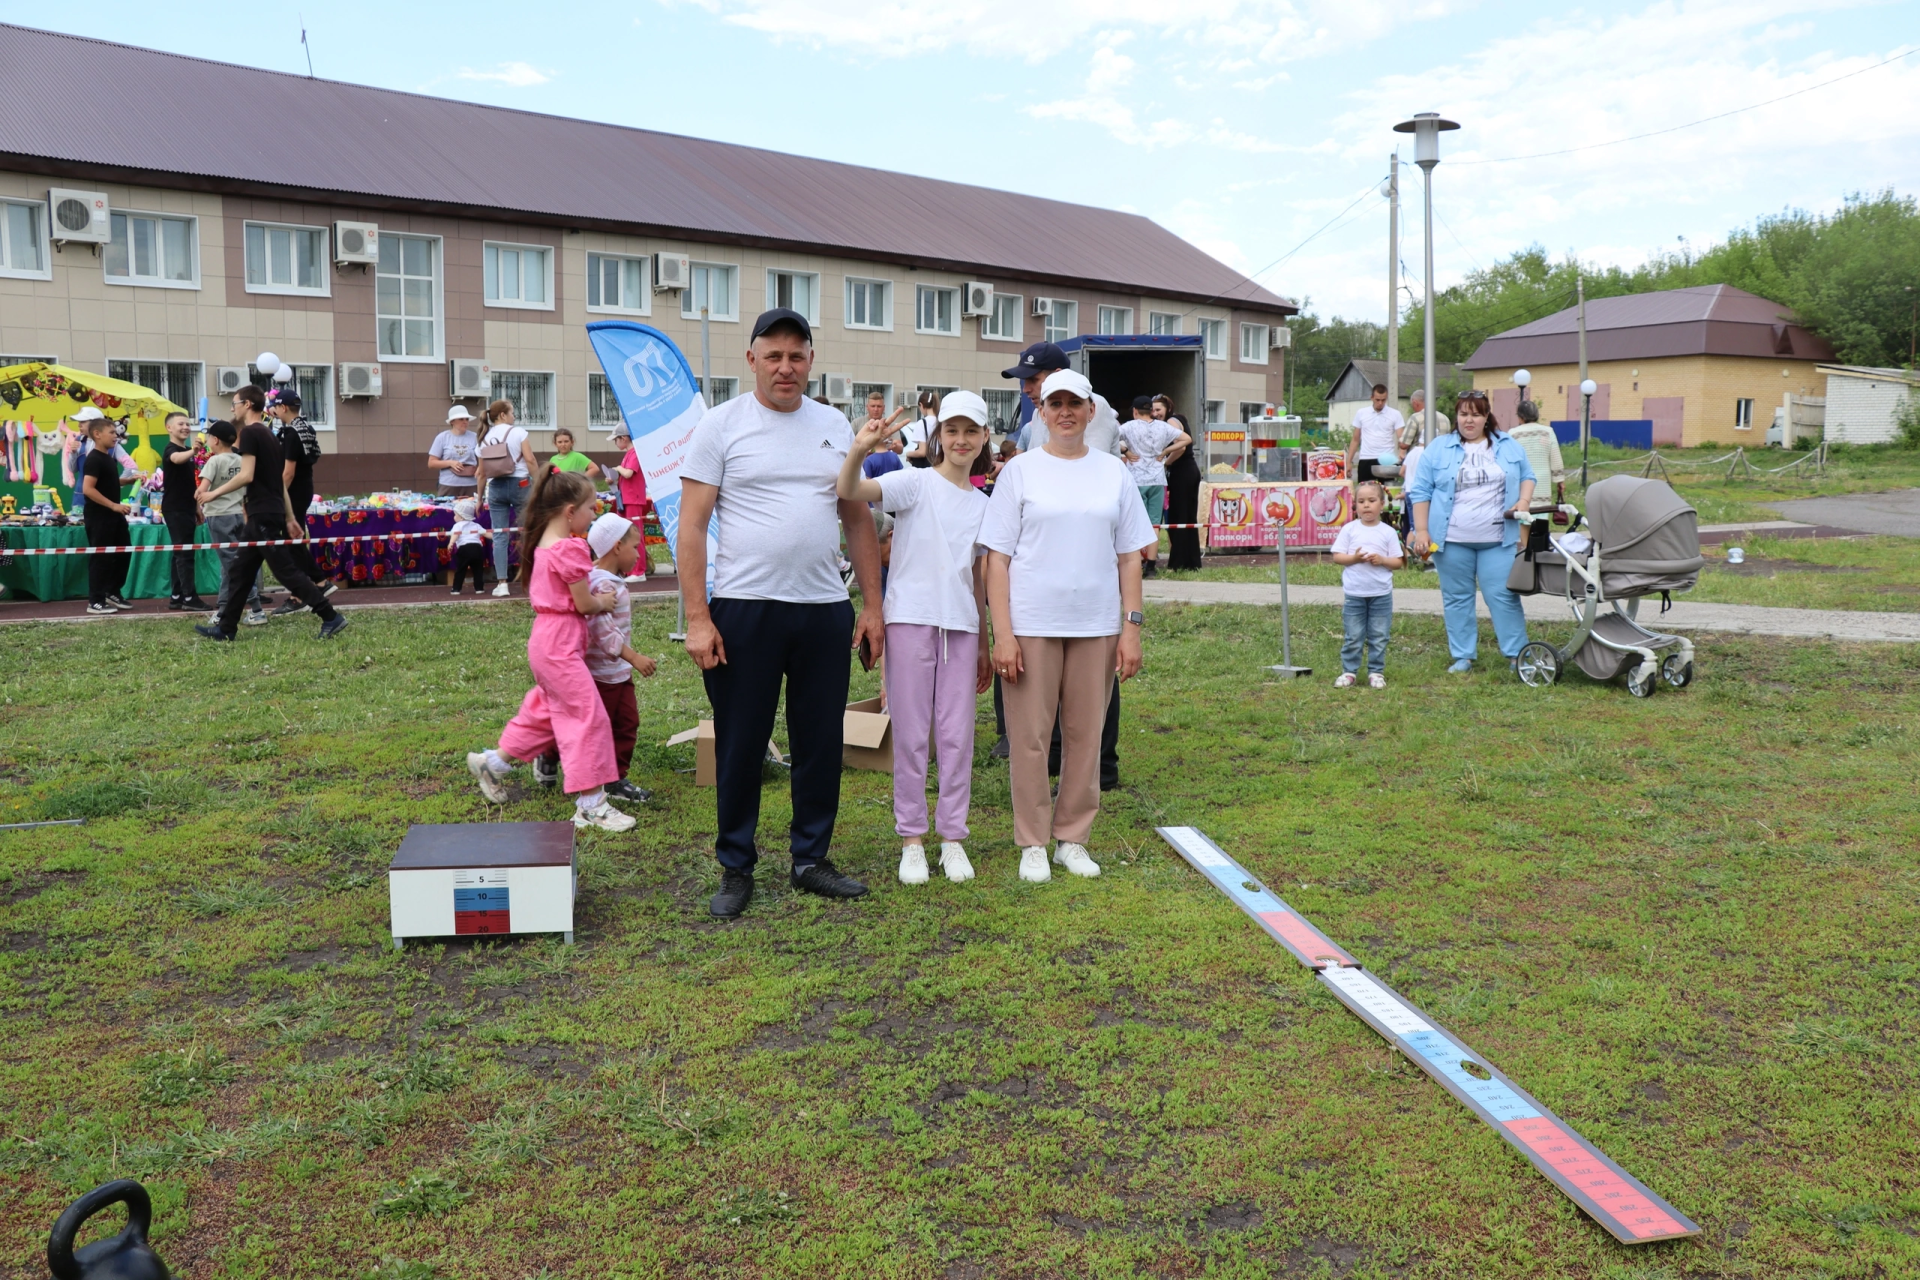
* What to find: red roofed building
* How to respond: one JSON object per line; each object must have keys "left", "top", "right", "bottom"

{"left": 1463, "top": 285, "right": 1833, "bottom": 447}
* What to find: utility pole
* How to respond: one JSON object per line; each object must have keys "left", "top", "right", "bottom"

{"left": 1385, "top": 154, "right": 1400, "bottom": 410}
{"left": 1577, "top": 275, "right": 1592, "bottom": 490}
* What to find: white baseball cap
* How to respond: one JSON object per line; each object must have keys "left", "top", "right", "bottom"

{"left": 587, "top": 512, "right": 635, "bottom": 560}
{"left": 446, "top": 404, "right": 473, "bottom": 422}
{"left": 936, "top": 389, "right": 991, "bottom": 427}
{"left": 1038, "top": 369, "right": 1094, "bottom": 403}
{"left": 73, "top": 406, "right": 106, "bottom": 422}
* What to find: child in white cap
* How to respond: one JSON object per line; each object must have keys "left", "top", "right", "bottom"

{"left": 584, "top": 512, "right": 658, "bottom": 803}
{"left": 447, "top": 497, "right": 490, "bottom": 595}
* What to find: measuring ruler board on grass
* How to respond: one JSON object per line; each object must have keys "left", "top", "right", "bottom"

{"left": 1157, "top": 825, "right": 1699, "bottom": 1246}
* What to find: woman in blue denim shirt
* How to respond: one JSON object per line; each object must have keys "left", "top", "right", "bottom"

{"left": 1404, "top": 391, "right": 1536, "bottom": 672}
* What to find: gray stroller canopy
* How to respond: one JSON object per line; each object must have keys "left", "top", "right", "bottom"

{"left": 1508, "top": 475, "right": 1703, "bottom": 601}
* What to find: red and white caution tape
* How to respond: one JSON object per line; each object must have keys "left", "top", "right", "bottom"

{"left": 0, "top": 528, "right": 520, "bottom": 557}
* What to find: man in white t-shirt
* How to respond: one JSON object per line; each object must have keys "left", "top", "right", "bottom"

{"left": 680, "top": 307, "right": 886, "bottom": 918}
{"left": 1347, "top": 383, "right": 1405, "bottom": 488}
{"left": 1117, "top": 396, "right": 1189, "bottom": 578}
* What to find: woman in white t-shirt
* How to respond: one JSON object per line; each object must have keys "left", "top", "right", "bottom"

{"left": 901, "top": 389, "right": 939, "bottom": 468}
{"left": 480, "top": 399, "right": 540, "bottom": 596}
{"left": 838, "top": 391, "right": 994, "bottom": 886}
{"left": 979, "top": 369, "right": 1156, "bottom": 884}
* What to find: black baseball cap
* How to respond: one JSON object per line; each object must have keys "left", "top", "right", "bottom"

{"left": 1002, "top": 342, "right": 1070, "bottom": 380}
{"left": 750, "top": 307, "right": 813, "bottom": 343}
{"left": 205, "top": 420, "right": 236, "bottom": 444}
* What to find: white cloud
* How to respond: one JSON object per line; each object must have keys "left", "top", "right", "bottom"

{"left": 456, "top": 61, "right": 552, "bottom": 87}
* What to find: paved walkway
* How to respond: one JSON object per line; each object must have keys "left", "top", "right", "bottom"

{"left": 0, "top": 576, "right": 677, "bottom": 626}
{"left": 1143, "top": 580, "right": 1920, "bottom": 643}
{"left": 1762, "top": 489, "right": 1920, "bottom": 538}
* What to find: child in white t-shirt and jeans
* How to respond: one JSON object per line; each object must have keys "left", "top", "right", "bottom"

{"left": 1329, "top": 480, "right": 1404, "bottom": 688}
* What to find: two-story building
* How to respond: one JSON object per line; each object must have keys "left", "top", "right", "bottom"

{"left": 0, "top": 23, "right": 1296, "bottom": 493}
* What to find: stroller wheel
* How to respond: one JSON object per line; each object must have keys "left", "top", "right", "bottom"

{"left": 1661, "top": 655, "right": 1694, "bottom": 689}
{"left": 1515, "top": 641, "right": 1561, "bottom": 688}
{"left": 1626, "top": 664, "right": 1657, "bottom": 698}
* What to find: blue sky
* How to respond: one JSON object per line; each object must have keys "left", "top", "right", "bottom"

{"left": 37, "top": 0, "right": 1920, "bottom": 323}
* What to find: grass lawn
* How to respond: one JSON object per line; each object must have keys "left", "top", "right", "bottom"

{"left": 3, "top": 600, "right": 1918, "bottom": 1279}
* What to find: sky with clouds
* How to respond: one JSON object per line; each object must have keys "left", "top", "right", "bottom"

{"left": 40, "top": 0, "right": 1920, "bottom": 323}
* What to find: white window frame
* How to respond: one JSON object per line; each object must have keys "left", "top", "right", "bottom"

{"left": 914, "top": 284, "right": 961, "bottom": 337}
{"left": 104, "top": 209, "right": 199, "bottom": 290}
{"left": 1097, "top": 305, "right": 1133, "bottom": 336}
{"left": 765, "top": 269, "right": 822, "bottom": 324}
{"left": 0, "top": 199, "right": 51, "bottom": 280}
{"left": 681, "top": 262, "right": 739, "bottom": 322}
{"left": 1041, "top": 299, "right": 1077, "bottom": 344}
{"left": 490, "top": 370, "right": 557, "bottom": 428}
{"left": 106, "top": 360, "right": 205, "bottom": 420}
{"left": 845, "top": 277, "right": 893, "bottom": 331}
{"left": 483, "top": 241, "right": 555, "bottom": 311}
{"left": 376, "top": 232, "right": 445, "bottom": 363}
{"left": 1148, "top": 311, "right": 1181, "bottom": 336}
{"left": 588, "top": 372, "right": 625, "bottom": 428}
{"left": 1734, "top": 398, "right": 1754, "bottom": 430}
{"left": 242, "top": 220, "right": 330, "bottom": 297}
{"left": 1240, "top": 322, "right": 1270, "bottom": 365}
{"left": 1205, "top": 399, "right": 1225, "bottom": 424}
{"left": 982, "top": 293, "right": 1023, "bottom": 342}
{"left": 586, "top": 252, "right": 651, "bottom": 316}
{"left": 1200, "top": 318, "right": 1227, "bottom": 361}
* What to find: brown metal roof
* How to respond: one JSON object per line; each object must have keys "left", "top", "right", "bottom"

{"left": 1462, "top": 285, "right": 1834, "bottom": 369}
{"left": 0, "top": 23, "right": 1292, "bottom": 314}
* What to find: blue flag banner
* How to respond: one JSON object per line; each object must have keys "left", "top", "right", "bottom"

{"left": 584, "top": 321, "right": 712, "bottom": 570}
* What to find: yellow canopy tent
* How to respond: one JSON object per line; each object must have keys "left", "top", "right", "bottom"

{"left": 0, "top": 361, "right": 188, "bottom": 476}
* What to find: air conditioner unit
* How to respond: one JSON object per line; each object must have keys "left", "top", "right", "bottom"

{"left": 1270, "top": 325, "right": 1293, "bottom": 351}
{"left": 653, "top": 252, "right": 690, "bottom": 292}
{"left": 339, "top": 362, "right": 384, "bottom": 398}
{"left": 963, "top": 283, "right": 994, "bottom": 317}
{"left": 333, "top": 221, "right": 379, "bottom": 265}
{"left": 47, "top": 189, "right": 111, "bottom": 244}
{"left": 1031, "top": 297, "right": 1056, "bottom": 318}
{"left": 213, "top": 366, "right": 252, "bottom": 396}
{"left": 450, "top": 358, "right": 492, "bottom": 398}
{"left": 824, "top": 374, "right": 854, "bottom": 403}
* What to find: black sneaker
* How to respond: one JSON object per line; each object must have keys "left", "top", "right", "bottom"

{"left": 167, "top": 597, "right": 186, "bottom": 611}
{"left": 607, "top": 779, "right": 652, "bottom": 803}
{"left": 180, "top": 596, "right": 211, "bottom": 611}
{"left": 106, "top": 594, "right": 134, "bottom": 611}
{"left": 321, "top": 582, "right": 339, "bottom": 598}
{"left": 1142, "top": 560, "right": 1159, "bottom": 578}
{"left": 533, "top": 755, "right": 560, "bottom": 787}
{"left": 271, "top": 598, "right": 311, "bottom": 618}
{"left": 989, "top": 735, "right": 1010, "bottom": 759}
{"left": 710, "top": 869, "right": 754, "bottom": 918}
{"left": 194, "top": 623, "right": 234, "bottom": 641}
{"left": 318, "top": 614, "right": 349, "bottom": 640}
{"left": 790, "top": 859, "right": 868, "bottom": 900}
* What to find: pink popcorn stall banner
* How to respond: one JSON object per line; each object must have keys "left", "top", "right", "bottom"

{"left": 1204, "top": 481, "right": 1352, "bottom": 550}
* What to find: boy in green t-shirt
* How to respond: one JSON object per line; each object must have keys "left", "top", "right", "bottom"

{"left": 546, "top": 429, "right": 601, "bottom": 479}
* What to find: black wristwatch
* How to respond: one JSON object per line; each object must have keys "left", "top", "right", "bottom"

{"left": 1124, "top": 610, "right": 1145, "bottom": 627}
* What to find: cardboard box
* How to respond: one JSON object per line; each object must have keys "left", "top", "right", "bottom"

{"left": 843, "top": 697, "right": 893, "bottom": 773}
{"left": 668, "top": 700, "right": 892, "bottom": 785}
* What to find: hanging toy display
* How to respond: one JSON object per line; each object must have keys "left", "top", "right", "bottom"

{"left": 61, "top": 422, "right": 80, "bottom": 489}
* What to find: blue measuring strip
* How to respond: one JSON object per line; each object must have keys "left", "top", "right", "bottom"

{"left": 1157, "top": 825, "right": 1699, "bottom": 1246}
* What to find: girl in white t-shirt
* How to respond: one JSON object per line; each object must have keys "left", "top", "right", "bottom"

{"left": 979, "top": 370, "right": 1157, "bottom": 885}
{"left": 837, "top": 391, "right": 995, "bottom": 886}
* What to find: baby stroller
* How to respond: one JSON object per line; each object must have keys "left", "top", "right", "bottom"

{"left": 1505, "top": 475, "right": 1703, "bottom": 697}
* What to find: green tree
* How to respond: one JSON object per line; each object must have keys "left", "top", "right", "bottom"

{"left": 1281, "top": 306, "right": 1386, "bottom": 422}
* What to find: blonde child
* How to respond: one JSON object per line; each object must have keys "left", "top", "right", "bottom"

{"left": 468, "top": 471, "right": 636, "bottom": 831}
{"left": 1329, "top": 479, "right": 1405, "bottom": 689}
{"left": 585, "top": 512, "right": 659, "bottom": 803}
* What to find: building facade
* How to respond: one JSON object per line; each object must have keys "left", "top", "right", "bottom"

{"left": 0, "top": 26, "right": 1294, "bottom": 493}
{"left": 1462, "top": 285, "right": 1834, "bottom": 448}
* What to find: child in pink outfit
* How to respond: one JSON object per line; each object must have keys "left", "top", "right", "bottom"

{"left": 468, "top": 471, "right": 638, "bottom": 833}
{"left": 836, "top": 391, "right": 995, "bottom": 887}
{"left": 610, "top": 427, "right": 648, "bottom": 518}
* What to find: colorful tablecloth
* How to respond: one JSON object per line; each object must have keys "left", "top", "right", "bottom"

{"left": 0, "top": 523, "right": 221, "bottom": 602}
{"left": 306, "top": 507, "right": 515, "bottom": 586}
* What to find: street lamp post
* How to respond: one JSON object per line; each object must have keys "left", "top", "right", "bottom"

{"left": 1393, "top": 112, "right": 1460, "bottom": 488}
{"left": 1580, "top": 378, "right": 1597, "bottom": 488}
{"left": 1514, "top": 368, "right": 1532, "bottom": 416}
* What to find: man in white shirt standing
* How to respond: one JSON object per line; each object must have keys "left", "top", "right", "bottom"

{"left": 1347, "top": 382, "right": 1405, "bottom": 489}
{"left": 679, "top": 308, "right": 887, "bottom": 919}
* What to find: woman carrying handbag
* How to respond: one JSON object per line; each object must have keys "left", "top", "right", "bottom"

{"left": 477, "top": 399, "right": 540, "bottom": 596}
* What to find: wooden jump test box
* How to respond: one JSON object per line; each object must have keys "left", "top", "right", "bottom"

{"left": 388, "top": 822, "right": 576, "bottom": 950}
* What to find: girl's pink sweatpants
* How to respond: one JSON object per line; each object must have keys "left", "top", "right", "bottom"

{"left": 498, "top": 612, "right": 618, "bottom": 794}
{"left": 884, "top": 623, "right": 978, "bottom": 840}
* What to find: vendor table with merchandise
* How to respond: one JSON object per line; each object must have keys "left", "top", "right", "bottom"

{"left": 1199, "top": 479, "right": 1354, "bottom": 550}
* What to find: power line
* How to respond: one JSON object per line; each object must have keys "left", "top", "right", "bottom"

{"left": 1179, "top": 181, "right": 1386, "bottom": 320}
{"left": 1454, "top": 44, "right": 1919, "bottom": 166}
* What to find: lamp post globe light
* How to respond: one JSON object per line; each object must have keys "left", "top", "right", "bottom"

{"left": 1392, "top": 113, "right": 1459, "bottom": 457}
{"left": 1514, "top": 368, "right": 1532, "bottom": 411}
{"left": 1580, "top": 378, "right": 1598, "bottom": 487}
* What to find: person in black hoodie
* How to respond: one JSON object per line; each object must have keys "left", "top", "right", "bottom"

{"left": 265, "top": 388, "right": 336, "bottom": 615}
{"left": 159, "top": 412, "right": 210, "bottom": 610}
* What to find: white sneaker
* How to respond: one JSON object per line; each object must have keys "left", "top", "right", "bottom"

{"left": 491, "top": 582, "right": 511, "bottom": 597}
{"left": 898, "top": 843, "right": 929, "bottom": 885}
{"left": 1053, "top": 842, "right": 1101, "bottom": 878}
{"left": 1019, "top": 846, "right": 1051, "bottom": 883}
{"left": 1333, "top": 672, "right": 1357, "bottom": 688}
{"left": 573, "top": 800, "right": 636, "bottom": 832}
{"left": 939, "top": 842, "right": 974, "bottom": 882}
{"left": 242, "top": 609, "right": 270, "bottom": 627}
{"left": 466, "top": 751, "right": 509, "bottom": 804}
{"left": 1368, "top": 672, "right": 1386, "bottom": 689}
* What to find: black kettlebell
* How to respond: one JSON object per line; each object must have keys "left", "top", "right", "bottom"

{"left": 47, "top": 1180, "right": 172, "bottom": 1280}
